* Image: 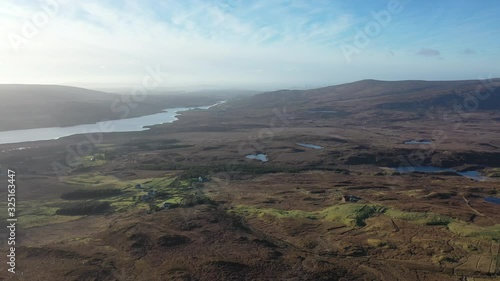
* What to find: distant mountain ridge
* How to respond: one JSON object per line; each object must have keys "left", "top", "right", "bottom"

{"left": 0, "top": 85, "right": 220, "bottom": 132}
{"left": 2, "top": 79, "right": 499, "bottom": 132}
{"left": 232, "top": 79, "right": 500, "bottom": 113}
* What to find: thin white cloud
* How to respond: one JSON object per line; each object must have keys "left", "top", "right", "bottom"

{"left": 0, "top": 0, "right": 498, "bottom": 89}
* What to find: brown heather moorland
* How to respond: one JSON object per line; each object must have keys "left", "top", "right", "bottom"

{"left": 0, "top": 79, "right": 499, "bottom": 280}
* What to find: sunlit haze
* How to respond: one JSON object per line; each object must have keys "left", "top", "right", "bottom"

{"left": 1, "top": 0, "right": 500, "bottom": 90}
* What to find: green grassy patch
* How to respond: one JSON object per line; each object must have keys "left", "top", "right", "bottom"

{"left": 232, "top": 205, "right": 315, "bottom": 220}
{"left": 63, "top": 173, "right": 122, "bottom": 187}
{"left": 232, "top": 204, "right": 386, "bottom": 227}
{"left": 164, "top": 196, "right": 183, "bottom": 204}
{"left": 144, "top": 177, "right": 176, "bottom": 188}
{"left": 14, "top": 200, "right": 83, "bottom": 228}
{"left": 320, "top": 204, "right": 386, "bottom": 227}
{"left": 55, "top": 201, "right": 111, "bottom": 216}
{"left": 385, "top": 209, "right": 452, "bottom": 226}
{"left": 95, "top": 144, "right": 115, "bottom": 149}
{"left": 447, "top": 222, "right": 500, "bottom": 240}
{"left": 232, "top": 203, "right": 498, "bottom": 240}
{"left": 63, "top": 173, "right": 175, "bottom": 191}
{"left": 61, "top": 172, "right": 200, "bottom": 213}
{"left": 19, "top": 214, "right": 84, "bottom": 228}
{"left": 11, "top": 172, "right": 183, "bottom": 227}
{"left": 483, "top": 167, "right": 500, "bottom": 178}
{"left": 61, "top": 188, "right": 122, "bottom": 200}
{"left": 380, "top": 208, "right": 497, "bottom": 240}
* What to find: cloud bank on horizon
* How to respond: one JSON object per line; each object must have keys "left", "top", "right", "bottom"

{"left": 0, "top": 0, "right": 499, "bottom": 90}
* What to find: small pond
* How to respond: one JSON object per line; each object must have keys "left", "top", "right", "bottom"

{"left": 394, "top": 166, "right": 486, "bottom": 181}
{"left": 404, "top": 140, "right": 432, "bottom": 145}
{"left": 245, "top": 154, "right": 268, "bottom": 162}
{"left": 296, "top": 143, "right": 323, "bottom": 149}
{"left": 484, "top": 197, "right": 500, "bottom": 205}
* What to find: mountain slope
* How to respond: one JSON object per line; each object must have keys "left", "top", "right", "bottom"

{"left": 225, "top": 79, "right": 500, "bottom": 122}
{"left": 0, "top": 85, "right": 220, "bottom": 131}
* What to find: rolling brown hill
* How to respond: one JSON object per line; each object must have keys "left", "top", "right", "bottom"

{"left": 0, "top": 85, "right": 221, "bottom": 131}
{"left": 231, "top": 79, "right": 500, "bottom": 114}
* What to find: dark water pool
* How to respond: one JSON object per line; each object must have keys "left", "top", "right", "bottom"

{"left": 484, "top": 197, "right": 500, "bottom": 205}
{"left": 394, "top": 166, "right": 486, "bottom": 181}
{"left": 404, "top": 140, "right": 432, "bottom": 145}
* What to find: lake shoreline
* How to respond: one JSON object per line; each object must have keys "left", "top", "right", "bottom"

{"left": 0, "top": 101, "right": 224, "bottom": 146}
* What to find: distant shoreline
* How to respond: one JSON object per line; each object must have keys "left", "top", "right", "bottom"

{"left": 0, "top": 85, "right": 222, "bottom": 132}
{"left": 0, "top": 101, "right": 224, "bottom": 146}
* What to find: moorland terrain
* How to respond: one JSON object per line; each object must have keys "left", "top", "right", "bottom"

{"left": 0, "top": 79, "right": 499, "bottom": 281}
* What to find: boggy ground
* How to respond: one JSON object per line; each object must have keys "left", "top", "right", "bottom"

{"left": 0, "top": 80, "right": 499, "bottom": 280}
{"left": 1, "top": 165, "right": 498, "bottom": 280}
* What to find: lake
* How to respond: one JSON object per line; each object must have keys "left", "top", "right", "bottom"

{"left": 0, "top": 101, "right": 224, "bottom": 145}
{"left": 394, "top": 166, "right": 486, "bottom": 181}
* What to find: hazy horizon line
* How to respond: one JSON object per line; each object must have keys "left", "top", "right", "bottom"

{"left": 1, "top": 76, "right": 499, "bottom": 94}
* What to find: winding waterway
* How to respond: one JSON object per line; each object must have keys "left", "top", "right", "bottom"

{"left": 0, "top": 101, "right": 224, "bottom": 145}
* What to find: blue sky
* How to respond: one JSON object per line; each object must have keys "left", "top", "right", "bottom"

{"left": 1, "top": 0, "right": 499, "bottom": 90}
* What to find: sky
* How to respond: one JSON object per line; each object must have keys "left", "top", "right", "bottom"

{"left": 1, "top": 0, "right": 499, "bottom": 91}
